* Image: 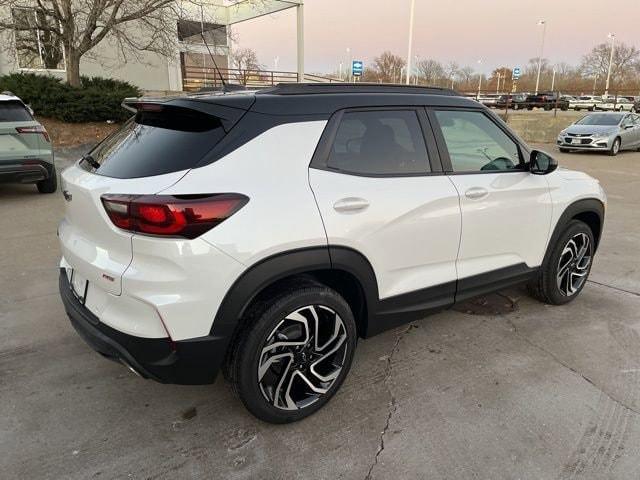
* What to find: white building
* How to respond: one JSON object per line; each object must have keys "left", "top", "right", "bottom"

{"left": 0, "top": 0, "right": 304, "bottom": 92}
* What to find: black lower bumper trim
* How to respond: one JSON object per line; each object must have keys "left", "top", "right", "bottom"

{"left": 0, "top": 159, "right": 52, "bottom": 184}
{"left": 59, "top": 268, "right": 226, "bottom": 385}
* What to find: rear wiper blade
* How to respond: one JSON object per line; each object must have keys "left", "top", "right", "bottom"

{"left": 81, "top": 154, "right": 100, "bottom": 170}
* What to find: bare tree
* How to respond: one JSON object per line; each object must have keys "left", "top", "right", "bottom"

{"left": 458, "top": 66, "right": 475, "bottom": 85}
{"left": 415, "top": 58, "right": 444, "bottom": 85}
{"left": 0, "top": 0, "right": 231, "bottom": 87}
{"left": 444, "top": 61, "right": 459, "bottom": 87}
{"left": 231, "top": 47, "right": 262, "bottom": 85}
{"left": 371, "top": 51, "right": 406, "bottom": 84}
{"left": 580, "top": 41, "right": 640, "bottom": 86}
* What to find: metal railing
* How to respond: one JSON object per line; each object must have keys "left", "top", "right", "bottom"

{"left": 181, "top": 66, "right": 343, "bottom": 91}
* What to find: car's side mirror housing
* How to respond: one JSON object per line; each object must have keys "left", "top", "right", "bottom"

{"left": 530, "top": 150, "right": 558, "bottom": 175}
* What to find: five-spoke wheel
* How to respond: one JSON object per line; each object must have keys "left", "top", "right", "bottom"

{"left": 556, "top": 232, "right": 592, "bottom": 297}
{"left": 229, "top": 284, "right": 357, "bottom": 423}
{"left": 258, "top": 305, "right": 348, "bottom": 411}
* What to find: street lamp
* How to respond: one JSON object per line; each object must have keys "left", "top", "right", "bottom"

{"left": 535, "top": 20, "right": 547, "bottom": 95}
{"left": 605, "top": 33, "right": 616, "bottom": 97}
{"left": 405, "top": 0, "right": 416, "bottom": 85}
{"left": 346, "top": 47, "right": 352, "bottom": 81}
{"left": 551, "top": 68, "right": 556, "bottom": 91}
{"left": 477, "top": 59, "right": 483, "bottom": 99}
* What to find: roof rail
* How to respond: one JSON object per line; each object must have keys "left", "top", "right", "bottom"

{"left": 260, "top": 83, "right": 459, "bottom": 96}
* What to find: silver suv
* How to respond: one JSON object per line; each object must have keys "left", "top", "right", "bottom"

{"left": 0, "top": 92, "right": 56, "bottom": 193}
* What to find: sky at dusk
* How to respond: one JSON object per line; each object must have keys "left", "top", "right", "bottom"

{"left": 233, "top": 0, "right": 640, "bottom": 74}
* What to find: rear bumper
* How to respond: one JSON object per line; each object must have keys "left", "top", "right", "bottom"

{"left": 59, "top": 268, "right": 228, "bottom": 385}
{"left": 0, "top": 158, "right": 53, "bottom": 184}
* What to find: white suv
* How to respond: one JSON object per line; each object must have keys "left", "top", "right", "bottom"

{"left": 59, "top": 84, "right": 606, "bottom": 423}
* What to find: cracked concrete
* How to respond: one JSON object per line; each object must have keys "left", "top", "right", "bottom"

{"left": 1, "top": 148, "right": 640, "bottom": 479}
{"left": 365, "top": 323, "right": 417, "bottom": 480}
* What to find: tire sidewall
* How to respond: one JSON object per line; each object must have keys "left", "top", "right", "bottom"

{"left": 234, "top": 287, "right": 357, "bottom": 423}
{"left": 542, "top": 220, "right": 595, "bottom": 305}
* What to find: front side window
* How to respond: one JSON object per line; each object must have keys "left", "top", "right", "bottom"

{"left": 434, "top": 110, "right": 522, "bottom": 172}
{"left": 327, "top": 110, "right": 430, "bottom": 175}
{"left": 12, "top": 8, "right": 64, "bottom": 70}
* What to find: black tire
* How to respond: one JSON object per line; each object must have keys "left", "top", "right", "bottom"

{"left": 608, "top": 137, "right": 621, "bottom": 156}
{"left": 528, "top": 220, "right": 595, "bottom": 305}
{"left": 36, "top": 165, "right": 57, "bottom": 193}
{"left": 559, "top": 147, "right": 571, "bottom": 153}
{"left": 588, "top": 106, "right": 594, "bottom": 111}
{"left": 228, "top": 283, "right": 357, "bottom": 423}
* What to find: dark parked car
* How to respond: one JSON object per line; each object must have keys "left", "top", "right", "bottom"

{"left": 525, "top": 92, "right": 569, "bottom": 111}
{"left": 496, "top": 94, "right": 527, "bottom": 110}
{"left": 634, "top": 99, "right": 640, "bottom": 113}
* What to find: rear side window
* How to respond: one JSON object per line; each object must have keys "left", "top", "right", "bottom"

{"left": 0, "top": 101, "right": 33, "bottom": 121}
{"left": 326, "top": 110, "right": 430, "bottom": 176}
{"left": 83, "top": 105, "right": 226, "bottom": 178}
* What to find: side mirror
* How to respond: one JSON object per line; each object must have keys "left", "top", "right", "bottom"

{"left": 530, "top": 150, "right": 558, "bottom": 175}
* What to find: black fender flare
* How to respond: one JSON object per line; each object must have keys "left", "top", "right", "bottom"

{"left": 210, "top": 246, "right": 379, "bottom": 340}
{"left": 543, "top": 198, "right": 605, "bottom": 265}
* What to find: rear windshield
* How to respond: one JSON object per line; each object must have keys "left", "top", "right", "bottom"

{"left": 576, "top": 114, "right": 622, "bottom": 126}
{"left": 0, "top": 101, "right": 33, "bottom": 121}
{"left": 82, "top": 105, "right": 226, "bottom": 178}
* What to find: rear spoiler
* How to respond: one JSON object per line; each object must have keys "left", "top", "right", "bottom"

{"left": 121, "top": 96, "right": 254, "bottom": 132}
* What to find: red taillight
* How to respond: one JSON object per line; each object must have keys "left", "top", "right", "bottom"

{"left": 100, "top": 194, "right": 248, "bottom": 239}
{"left": 16, "top": 125, "right": 50, "bottom": 142}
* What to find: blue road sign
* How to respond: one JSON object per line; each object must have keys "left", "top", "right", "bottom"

{"left": 512, "top": 67, "right": 521, "bottom": 80}
{"left": 352, "top": 60, "right": 364, "bottom": 77}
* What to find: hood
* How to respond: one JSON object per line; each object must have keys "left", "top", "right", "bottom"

{"left": 564, "top": 124, "right": 619, "bottom": 135}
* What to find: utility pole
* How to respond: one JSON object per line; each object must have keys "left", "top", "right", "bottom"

{"left": 605, "top": 33, "right": 615, "bottom": 97}
{"left": 535, "top": 20, "right": 547, "bottom": 95}
{"left": 405, "top": 0, "right": 416, "bottom": 85}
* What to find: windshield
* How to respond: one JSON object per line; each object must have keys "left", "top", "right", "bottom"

{"left": 575, "top": 114, "right": 623, "bottom": 126}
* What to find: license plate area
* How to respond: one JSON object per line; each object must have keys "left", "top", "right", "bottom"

{"left": 68, "top": 268, "right": 89, "bottom": 305}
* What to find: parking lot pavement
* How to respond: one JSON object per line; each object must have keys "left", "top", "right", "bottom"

{"left": 1, "top": 147, "right": 639, "bottom": 479}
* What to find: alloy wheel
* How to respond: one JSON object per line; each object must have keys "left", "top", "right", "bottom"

{"left": 556, "top": 232, "right": 592, "bottom": 296}
{"left": 257, "top": 305, "right": 348, "bottom": 411}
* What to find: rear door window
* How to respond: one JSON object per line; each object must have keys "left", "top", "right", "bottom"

{"left": 0, "top": 101, "right": 33, "bottom": 121}
{"left": 326, "top": 110, "right": 430, "bottom": 176}
{"left": 83, "top": 105, "right": 227, "bottom": 179}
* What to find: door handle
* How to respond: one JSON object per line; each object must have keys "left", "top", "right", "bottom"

{"left": 465, "top": 187, "right": 489, "bottom": 200}
{"left": 333, "top": 197, "right": 370, "bottom": 212}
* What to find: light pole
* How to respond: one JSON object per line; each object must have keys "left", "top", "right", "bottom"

{"left": 274, "top": 56, "right": 279, "bottom": 71}
{"left": 405, "top": 0, "right": 416, "bottom": 85}
{"left": 593, "top": 74, "right": 598, "bottom": 95}
{"left": 551, "top": 68, "right": 556, "bottom": 91}
{"left": 477, "top": 59, "right": 483, "bottom": 100}
{"left": 605, "top": 33, "right": 616, "bottom": 97}
{"left": 346, "top": 47, "right": 352, "bottom": 82}
{"left": 535, "top": 20, "right": 547, "bottom": 95}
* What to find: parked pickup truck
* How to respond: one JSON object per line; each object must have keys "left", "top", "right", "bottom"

{"left": 525, "top": 92, "right": 570, "bottom": 111}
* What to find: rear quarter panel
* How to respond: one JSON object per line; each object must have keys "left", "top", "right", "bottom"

{"left": 160, "top": 120, "right": 330, "bottom": 267}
